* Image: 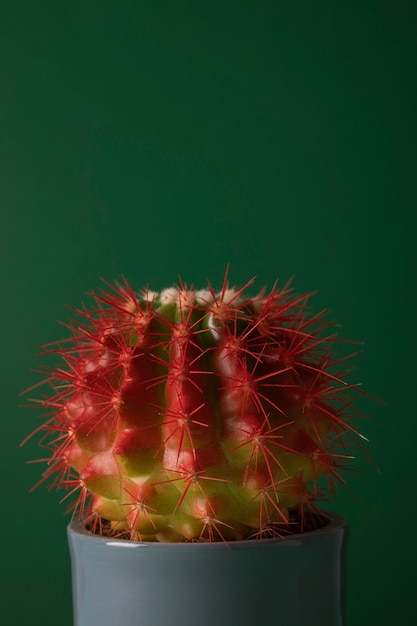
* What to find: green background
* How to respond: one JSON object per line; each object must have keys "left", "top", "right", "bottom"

{"left": 2, "top": 1, "right": 415, "bottom": 624}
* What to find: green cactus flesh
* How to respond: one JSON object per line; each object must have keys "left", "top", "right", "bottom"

{"left": 26, "top": 275, "right": 368, "bottom": 541}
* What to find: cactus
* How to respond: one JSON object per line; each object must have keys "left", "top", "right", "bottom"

{"left": 24, "top": 271, "right": 369, "bottom": 542}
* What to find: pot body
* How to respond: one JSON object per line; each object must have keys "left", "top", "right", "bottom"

{"left": 68, "top": 512, "right": 347, "bottom": 626}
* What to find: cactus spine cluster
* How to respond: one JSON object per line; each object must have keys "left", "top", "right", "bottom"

{"left": 26, "top": 273, "right": 367, "bottom": 542}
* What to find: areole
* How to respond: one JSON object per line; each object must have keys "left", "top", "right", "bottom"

{"left": 68, "top": 511, "right": 347, "bottom": 626}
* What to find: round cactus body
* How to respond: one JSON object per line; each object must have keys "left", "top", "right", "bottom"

{"left": 26, "top": 274, "right": 369, "bottom": 541}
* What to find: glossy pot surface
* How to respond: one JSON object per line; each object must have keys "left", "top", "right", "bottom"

{"left": 68, "top": 512, "right": 347, "bottom": 626}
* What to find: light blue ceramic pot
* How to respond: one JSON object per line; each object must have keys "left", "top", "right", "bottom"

{"left": 68, "top": 512, "right": 347, "bottom": 626}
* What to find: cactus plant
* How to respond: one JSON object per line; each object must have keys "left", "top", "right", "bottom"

{"left": 25, "top": 270, "right": 369, "bottom": 542}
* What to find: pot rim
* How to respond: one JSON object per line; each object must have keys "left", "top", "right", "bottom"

{"left": 67, "top": 510, "right": 347, "bottom": 550}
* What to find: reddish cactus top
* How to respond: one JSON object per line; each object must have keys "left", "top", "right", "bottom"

{"left": 24, "top": 271, "right": 371, "bottom": 541}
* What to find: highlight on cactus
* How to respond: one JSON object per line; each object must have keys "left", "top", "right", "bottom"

{"left": 23, "top": 269, "right": 371, "bottom": 542}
